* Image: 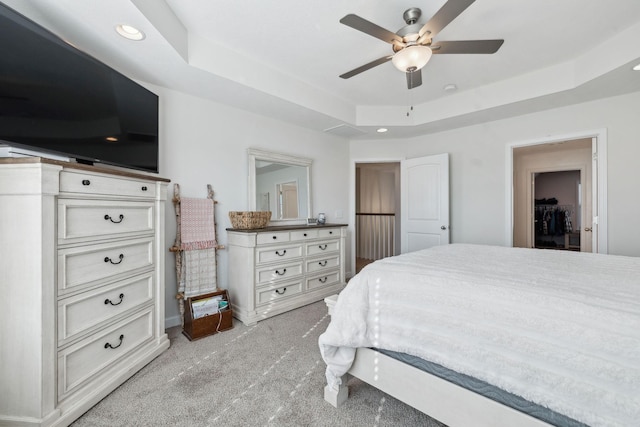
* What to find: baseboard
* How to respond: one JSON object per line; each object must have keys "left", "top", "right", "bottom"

{"left": 164, "top": 314, "right": 181, "bottom": 329}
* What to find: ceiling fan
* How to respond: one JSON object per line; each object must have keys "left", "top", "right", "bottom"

{"left": 339, "top": 0, "right": 504, "bottom": 89}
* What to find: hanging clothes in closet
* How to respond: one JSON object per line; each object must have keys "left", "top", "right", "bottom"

{"left": 534, "top": 201, "right": 575, "bottom": 249}
{"left": 535, "top": 204, "right": 573, "bottom": 236}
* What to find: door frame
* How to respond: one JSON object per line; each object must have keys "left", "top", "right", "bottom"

{"left": 350, "top": 157, "right": 403, "bottom": 279}
{"left": 505, "top": 128, "right": 608, "bottom": 253}
{"left": 275, "top": 179, "right": 299, "bottom": 219}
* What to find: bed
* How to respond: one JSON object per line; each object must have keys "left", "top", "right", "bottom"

{"left": 318, "top": 244, "right": 640, "bottom": 427}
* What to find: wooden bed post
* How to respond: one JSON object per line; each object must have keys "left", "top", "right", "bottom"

{"left": 324, "top": 374, "right": 351, "bottom": 408}
{"left": 323, "top": 294, "right": 349, "bottom": 407}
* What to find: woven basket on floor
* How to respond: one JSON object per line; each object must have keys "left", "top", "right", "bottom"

{"left": 229, "top": 211, "right": 271, "bottom": 229}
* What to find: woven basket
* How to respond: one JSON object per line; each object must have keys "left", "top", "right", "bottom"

{"left": 229, "top": 211, "right": 271, "bottom": 229}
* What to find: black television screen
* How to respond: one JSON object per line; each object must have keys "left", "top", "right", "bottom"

{"left": 0, "top": 2, "right": 159, "bottom": 173}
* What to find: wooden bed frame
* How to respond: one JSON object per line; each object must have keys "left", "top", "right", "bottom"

{"left": 323, "top": 295, "right": 553, "bottom": 427}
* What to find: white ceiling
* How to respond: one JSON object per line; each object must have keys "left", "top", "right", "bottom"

{"left": 5, "top": 0, "right": 640, "bottom": 139}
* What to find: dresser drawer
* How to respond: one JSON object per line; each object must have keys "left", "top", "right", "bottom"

{"left": 58, "top": 199, "right": 154, "bottom": 243}
{"left": 255, "top": 261, "right": 303, "bottom": 285}
{"left": 256, "top": 281, "right": 303, "bottom": 306}
{"left": 60, "top": 170, "right": 156, "bottom": 199}
{"left": 306, "top": 254, "right": 340, "bottom": 274}
{"left": 306, "top": 239, "right": 340, "bottom": 257}
{"left": 256, "top": 244, "right": 303, "bottom": 265}
{"left": 58, "top": 308, "right": 154, "bottom": 399}
{"left": 256, "top": 231, "right": 290, "bottom": 245}
{"left": 306, "top": 271, "right": 341, "bottom": 291}
{"left": 58, "top": 237, "right": 154, "bottom": 293}
{"left": 58, "top": 274, "right": 154, "bottom": 344}
{"left": 290, "top": 229, "right": 318, "bottom": 241}
{"left": 318, "top": 228, "right": 340, "bottom": 238}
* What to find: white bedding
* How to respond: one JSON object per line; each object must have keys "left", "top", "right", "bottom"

{"left": 318, "top": 244, "right": 640, "bottom": 427}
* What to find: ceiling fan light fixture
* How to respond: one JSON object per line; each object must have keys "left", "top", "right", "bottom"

{"left": 392, "top": 45, "right": 432, "bottom": 72}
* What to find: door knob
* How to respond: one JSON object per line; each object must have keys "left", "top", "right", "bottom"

{"left": 584, "top": 227, "right": 592, "bottom": 232}
{"left": 441, "top": 225, "right": 447, "bottom": 230}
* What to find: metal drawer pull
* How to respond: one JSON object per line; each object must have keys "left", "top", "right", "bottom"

{"left": 275, "top": 287, "right": 287, "bottom": 295}
{"left": 104, "top": 334, "right": 124, "bottom": 349}
{"left": 275, "top": 268, "right": 287, "bottom": 275}
{"left": 104, "top": 214, "right": 124, "bottom": 223}
{"left": 319, "top": 276, "right": 328, "bottom": 283}
{"left": 319, "top": 260, "right": 328, "bottom": 267}
{"left": 275, "top": 250, "right": 287, "bottom": 256}
{"left": 329, "top": 231, "right": 333, "bottom": 234}
{"left": 82, "top": 179, "right": 91, "bottom": 186}
{"left": 303, "top": 233, "right": 307, "bottom": 237}
{"left": 141, "top": 186, "right": 148, "bottom": 191}
{"left": 104, "top": 254, "right": 124, "bottom": 264}
{"left": 272, "top": 235, "right": 277, "bottom": 240}
{"left": 319, "top": 244, "right": 328, "bottom": 250}
{"left": 105, "top": 293, "right": 125, "bottom": 306}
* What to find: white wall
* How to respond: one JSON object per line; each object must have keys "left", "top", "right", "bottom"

{"left": 154, "top": 88, "right": 350, "bottom": 327}
{"left": 350, "top": 91, "right": 640, "bottom": 258}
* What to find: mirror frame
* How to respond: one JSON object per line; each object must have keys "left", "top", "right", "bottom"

{"left": 248, "top": 148, "right": 312, "bottom": 224}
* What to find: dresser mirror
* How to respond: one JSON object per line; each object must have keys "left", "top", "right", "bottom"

{"left": 248, "top": 148, "right": 312, "bottom": 223}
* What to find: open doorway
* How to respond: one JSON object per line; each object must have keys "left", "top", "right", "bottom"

{"left": 353, "top": 154, "right": 450, "bottom": 274}
{"left": 355, "top": 162, "right": 400, "bottom": 273}
{"left": 512, "top": 137, "right": 599, "bottom": 252}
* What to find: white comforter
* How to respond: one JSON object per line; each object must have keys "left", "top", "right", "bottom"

{"left": 318, "top": 244, "right": 640, "bottom": 427}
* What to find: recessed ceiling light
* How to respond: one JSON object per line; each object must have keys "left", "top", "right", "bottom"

{"left": 116, "top": 24, "right": 145, "bottom": 41}
{"left": 443, "top": 83, "right": 457, "bottom": 92}
{"left": 633, "top": 63, "right": 640, "bottom": 71}
{"left": 377, "top": 128, "right": 388, "bottom": 133}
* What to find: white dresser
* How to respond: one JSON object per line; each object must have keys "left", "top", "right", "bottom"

{"left": 227, "top": 224, "right": 347, "bottom": 325}
{"left": 0, "top": 158, "right": 170, "bottom": 427}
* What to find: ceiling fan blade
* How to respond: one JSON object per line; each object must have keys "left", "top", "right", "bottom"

{"left": 340, "top": 56, "right": 393, "bottom": 79}
{"left": 340, "top": 14, "right": 404, "bottom": 45}
{"left": 419, "top": 0, "right": 476, "bottom": 39}
{"left": 406, "top": 69, "right": 422, "bottom": 89}
{"left": 430, "top": 39, "right": 504, "bottom": 54}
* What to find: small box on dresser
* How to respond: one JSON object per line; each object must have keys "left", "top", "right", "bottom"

{"left": 226, "top": 224, "right": 347, "bottom": 326}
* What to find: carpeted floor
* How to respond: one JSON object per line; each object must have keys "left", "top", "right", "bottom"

{"left": 71, "top": 301, "right": 445, "bottom": 427}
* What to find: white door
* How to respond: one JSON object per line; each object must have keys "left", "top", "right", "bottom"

{"left": 401, "top": 153, "right": 450, "bottom": 253}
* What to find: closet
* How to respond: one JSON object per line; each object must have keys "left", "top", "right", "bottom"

{"left": 534, "top": 170, "right": 581, "bottom": 250}
{"left": 512, "top": 138, "right": 593, "bottom": 252}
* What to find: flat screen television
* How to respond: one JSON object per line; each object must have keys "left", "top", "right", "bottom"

{"left": 0, "top": 2, "right": 159, "bottom": 173}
